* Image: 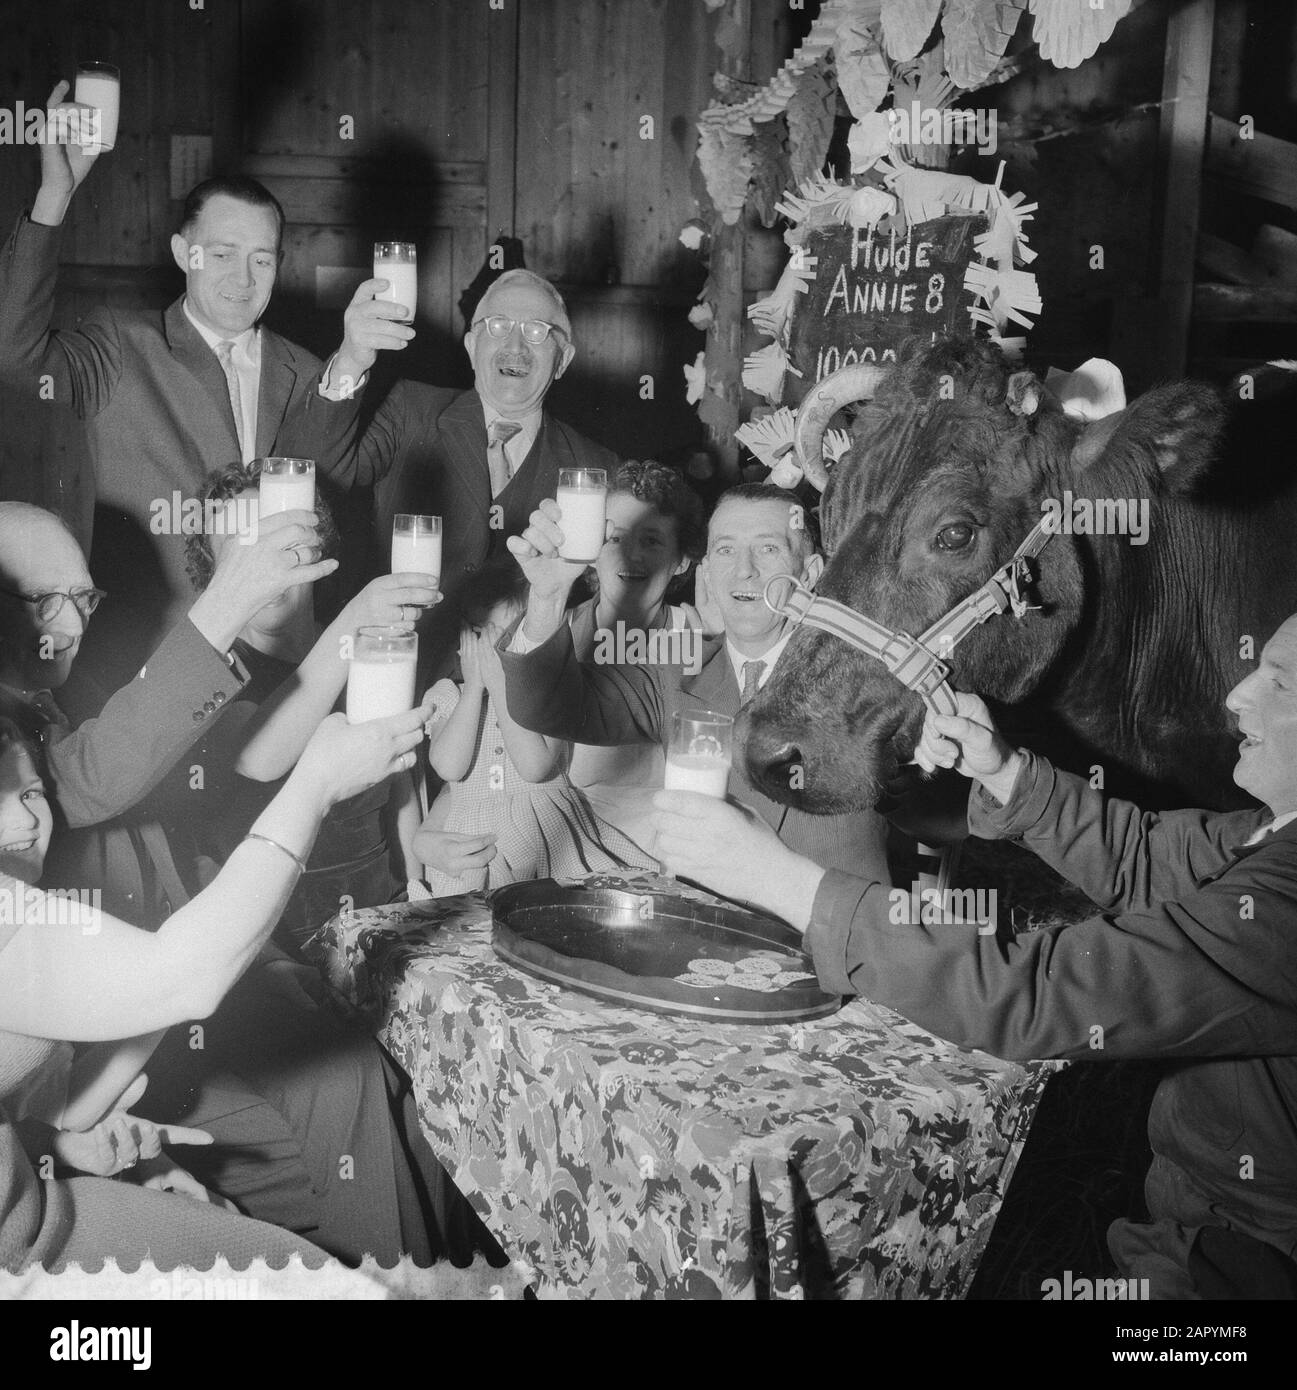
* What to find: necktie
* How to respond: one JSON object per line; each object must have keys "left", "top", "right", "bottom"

{"left": 487, "top": 419, "right": 522, "bottom": 498}
{"left": 740, "top": 659, "right": 766, "bottom": 705}
{"left": 217, "top": 340, "right": 246, "bottom": 459}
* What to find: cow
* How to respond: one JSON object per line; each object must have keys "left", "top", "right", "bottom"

{"left": 742, "top": 336, "right": 1297, "bottom": 819}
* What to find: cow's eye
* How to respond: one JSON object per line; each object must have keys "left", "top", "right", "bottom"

{"left": 936, "top": 523, "right": 975, "bottom": 551}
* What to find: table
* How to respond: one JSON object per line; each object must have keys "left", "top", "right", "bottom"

{"left": 306, "top": 888, "right": 1056, "bottom": 1300}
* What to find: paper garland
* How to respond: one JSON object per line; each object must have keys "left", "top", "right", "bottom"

{"left": 1029, "top": 0, "right": 1133, "bottom": 71}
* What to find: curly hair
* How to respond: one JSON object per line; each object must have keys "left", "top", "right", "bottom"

{"left": 183, "top": 460, "right": 342, "bottom": 591}
{"left": 610, "top": 459, "right": 708, "bottom": 561}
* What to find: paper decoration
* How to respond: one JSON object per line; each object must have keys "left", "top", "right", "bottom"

{"left": 848, "top": 113, "right": 894, "bottom": 174}
{"left": 889, "top": 50, "right": 958, "bottom": 169}
{"left": 697, "top": 0, "right": 843, "bottom": 134}
{"left": 879, "top": 157, "right": 1035, "bottom": 269}
{"left": 1029, "top": 0, "right": 1132, "bottom": 71}
{"left": 833, "top": 12, "right": 891, "bottom": 120}
{"left": 942, "top": 0, "right": 1025, "bottom": 90}
{"left": 786, "top": 63, "right": 838, "bottom": 187}
{"left": 881, "top": 0, "right": 943, "bottom": 62}
{"left": 747, "top": 252, "right": 819, "bottom": 340}
{"left": 742, "top": 341, "right": 796, "bottom": 403}
{"left": 697, "top": 124, "right": 754, "bottom": 226}
{"left": 776, "top": 171, "right": 896, "bottom": 238}
{"left": 688, "top": 301, "right": 715, "bottom": 330}
{"left": 1044, "top": 358, "right": 1127, "bottom": 420}
{"left": 823, "top": 428, "right": 854, "bottom": 463}
{"left": 964, "top": 261, "right": 1043, "bottom": 332}
{"left": 735, "top": 407, "right": 797, "bottom": 467}
{"left": 684, "top": 351, "right": 708, "bottom": 405}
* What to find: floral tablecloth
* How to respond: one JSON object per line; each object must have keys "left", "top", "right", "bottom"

{"left": 306, "top": 890, "right": 1056, "bottom": 1300}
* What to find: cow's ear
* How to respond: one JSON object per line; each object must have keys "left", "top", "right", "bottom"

{"left": 1005, "top": 371, "right": 1043, "bottom": 417}
{"left": 1069, "top": 383, "right": 1225, "bottom": 493}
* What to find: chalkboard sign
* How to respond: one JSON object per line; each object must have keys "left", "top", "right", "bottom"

{"left": 784, "top": 212, "right": 988, "bottom": 406}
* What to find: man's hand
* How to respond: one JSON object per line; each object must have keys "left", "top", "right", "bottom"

{"left": 188, "top": 508, "right": 336, "bottom": 654}
{"left": 506, "top": 500, "right": 585, "bottom": 642}
{"left": 915, "top": 692, "right": 1023, "bottom": 805}
{"left": 413, "top": 828, "right": 498, "bottom": 878}
{"left": 51, "top": 1075, "right": 212, "bottom": 1178}
{"left": 32, "top": 81, "right": 101, "bottom": 225}
{"left": 329, "top": 277, "right": 417, "bottom": 387}
{"left": 650, "top": 791, "right": 826, "bottom": 933}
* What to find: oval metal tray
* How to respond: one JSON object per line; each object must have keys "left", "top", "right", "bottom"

{"left": 491, "top": 879, "right": 842, "bottom": 1024}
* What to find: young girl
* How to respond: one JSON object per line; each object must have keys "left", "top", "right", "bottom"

{"left": 415, "top": 562, "right": 656, "bottom": 896}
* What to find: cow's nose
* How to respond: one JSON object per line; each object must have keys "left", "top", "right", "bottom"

{"left": 757, "top": 740, "right": 805, "bottom": 792}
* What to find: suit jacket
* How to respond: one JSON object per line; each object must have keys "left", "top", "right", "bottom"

{"left": 20, "top": 618, "right": 249, "bottom": 927}
{"left": 0, "top": 214, "right": 323, "bottom": 680}
{"left": 807, "top": 750, "right": 1297, "bottom": 1265}
{"left": 499, "top": 622, "right": 890, "bottom": 879}
{"left": 293, "top": 380, "right": 617, "bottom": 680}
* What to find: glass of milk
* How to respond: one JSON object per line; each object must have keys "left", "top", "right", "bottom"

{"left": 257, "top": 457, "right": 315, "bottom": 516}
{"left": 391, "top": 514, "right": 442, "bottom": 597}
{"left": 74, "top": 61, "right": 120, "bottom": 153}
{"left": 373, "top": 242, "right": 418, "bottom": 320}
{"left": 664, "top": 709, "right": 733, "bottom": 798}
{"left": 555, "top": 468, "right": 608, "bottom": 564}
{"left": 346, "top": 626, "right": 419, "bottom": 724}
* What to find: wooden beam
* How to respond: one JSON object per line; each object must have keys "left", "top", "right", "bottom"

{"left": 1196, "top": 230, "right": 1266, "bottom": 285}
{"left": 1153, "top": 0, "right": 1215, "bottom": 378}
{"left": 1206, "top": 113, "right": 1297, "bottom": 211}
{"left": 486, "top": 0, "right": 520, "bottom": 241}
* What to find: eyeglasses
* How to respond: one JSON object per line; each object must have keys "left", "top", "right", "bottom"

{"left": 0, "top": 585, "right": 107, "bottom": 624}
{"left": 472, "top": 315, "right": 566, "bottom": 345}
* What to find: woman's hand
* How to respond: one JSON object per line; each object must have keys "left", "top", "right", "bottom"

{"left": 650, "top": 791, "right": 826, "bottom": 933}
{"left": 51, "top": 1075, "right": 212, "bottom": 1178}
{"left": 914, "top": 693, "right": 1023, "bottom": 804}
{"left": 292, "top": 704, "right": 432, "bottom": 810}
{"left": 507, "top": 500, "right": 586, "bottom": 603}
{"left": 189, "top": 507, "right": 336, "bottom": 654}
{"left": 342, "top": 573, "right": 440, "bottom": 635}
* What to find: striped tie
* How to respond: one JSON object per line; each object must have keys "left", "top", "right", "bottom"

{"left": 487, "top": 419, "right": 522, "bottom": 497}
{"left": 740, "top": 659, "right": 766, "bottom": 705}
{"left": 217, "top": 340, "right": 246, "bottom": 459}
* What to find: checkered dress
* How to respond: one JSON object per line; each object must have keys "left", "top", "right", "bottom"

{"left": 422, "top": 680, "right": 658, "bottom": 897}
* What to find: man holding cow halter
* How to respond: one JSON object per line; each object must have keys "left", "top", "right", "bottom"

{"left": 650, "top": 617, "right": 1297, "bottom": 1300}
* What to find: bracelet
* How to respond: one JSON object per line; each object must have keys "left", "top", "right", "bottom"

{"left": 243, "top": 832, "right": 308, "bottom": 874}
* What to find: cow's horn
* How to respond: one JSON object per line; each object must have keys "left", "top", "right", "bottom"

{"left": 793, "top": 364, "right": 888, "bottom": 490}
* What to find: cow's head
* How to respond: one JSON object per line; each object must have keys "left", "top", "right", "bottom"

{"left": 744, "top": 336, "right": 1225, "bottom": 812}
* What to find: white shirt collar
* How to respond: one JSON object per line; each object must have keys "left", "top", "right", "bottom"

{"left": 182, "top": 299, "right": 259, "bottom": 360}
{"left": 1244, "top": 808, "right": 1297, "bottom": 847}
{"left": 725, "top": 628, "right": 793, "bottom": 692}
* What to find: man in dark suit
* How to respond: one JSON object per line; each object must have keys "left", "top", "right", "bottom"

{"left": 499, "top": 483, "right": 890, "bottom": 880}
{"left": 0, "top": 82, "right": 326, "bottom": 686}
{"left": 294, "top": 267, "right": 616, "bottom": 684}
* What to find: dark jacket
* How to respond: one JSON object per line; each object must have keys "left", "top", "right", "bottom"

{"left": 805, "top": 750, "right": 1297, "bottom": 1261}
{"left": 0, "top": 213, "right": 323, "bottom": 678}
{"left": 498, "top": 620, "right": 891, "bottom": 879}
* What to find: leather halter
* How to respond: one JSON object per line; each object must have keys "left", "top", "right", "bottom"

{"left": 763, "top": 518, "right": 1056, "bottom": 715}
